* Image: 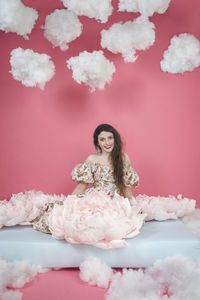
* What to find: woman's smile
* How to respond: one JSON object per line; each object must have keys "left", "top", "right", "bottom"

{"left": 98, "top": 131, "right": 115, "bottom": 153}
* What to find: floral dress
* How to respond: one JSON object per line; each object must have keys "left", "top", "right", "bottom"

{"left": 31, "top": 162, "right": 139, "bottom": 233}
{"left": 71, "top": 162, "right": 139, "bottom": 198}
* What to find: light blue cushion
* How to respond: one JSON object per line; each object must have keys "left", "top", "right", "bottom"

{"left": 0, "top": 220, "right": 199, "bottom": 268}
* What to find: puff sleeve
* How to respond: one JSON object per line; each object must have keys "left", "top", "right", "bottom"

{"left": 123, "top": 165, "right": 139, "bottom": 188}
{"left": 71, "top": 162, "right": 94, "bottom": 184}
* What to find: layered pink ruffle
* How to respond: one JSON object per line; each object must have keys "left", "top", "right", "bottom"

{"left": 0, "top": 190, "right": 65, "bottom": 228}
{"left": 134, "top": 194, "right": 196, "bottom": 221}
{"left": 0, "top": 191, "right": 196, "bottom": 249}
{"left": 47, "top": 191, "right": 146, "bottom": 249}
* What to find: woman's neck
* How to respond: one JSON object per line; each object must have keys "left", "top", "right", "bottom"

{"left": 98, "top": 152, "right": 112, "bottom": 164}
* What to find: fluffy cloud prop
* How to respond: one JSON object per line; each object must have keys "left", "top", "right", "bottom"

{"left": 0, "top": 258, "right": 46, "bottom": 300}
{"left": 43, "top": 9, "right": 82, "bottom": 51}
{"left": 67, "top": 50, "right": 116, "bottom": 91}
{"left": 0, "top": 0, "right": 38, "bottom": 39}
{"left": 10, "top": 48, "right": 55, "bottom": 90}
{"left": 160, "top": 33, "right": 200, "bottom": 74}
{"left": 135, "top": 194, "right": 196, "bottom": 221}
{"left": 61, "top": 0, "right": 113, "bottom": 23}
{"left": 103, "top": 255, "right": 200, "bottom": 299}
{"left": 101, "top": 17, "right": 155, "bottom": 62}
{"left": 79, "top": 257, "right": 113, "bottom": 288}
{"left": 106, "top": 268, "right": 161, "bottom": 300}
{"left": 148, "top": 255, "right": 200, "bottom": 300}
{"left": 118, "top": 0, "right": 171, "bottom": 17}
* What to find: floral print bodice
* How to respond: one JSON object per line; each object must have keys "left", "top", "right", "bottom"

{"left": 71, "top": 162, "right": 139, "bottom": 198}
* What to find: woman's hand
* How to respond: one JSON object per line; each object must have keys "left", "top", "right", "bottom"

{"left": 71, "top": 182, "right": 88, "bottom": 195}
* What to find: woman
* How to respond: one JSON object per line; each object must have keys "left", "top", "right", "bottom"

{"left": 30, "top": 124, "right": 145, "bottom": 248}
{"left": 71, "top": 123, "right": 139, "bottom": 201}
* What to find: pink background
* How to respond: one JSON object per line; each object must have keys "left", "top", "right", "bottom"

{"left": 0, "top": 0, "right": 199, "bottom": 207}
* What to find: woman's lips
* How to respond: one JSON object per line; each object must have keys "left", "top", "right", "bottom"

{"left": 105, "top": 146, "right": 112, "bottom": 149}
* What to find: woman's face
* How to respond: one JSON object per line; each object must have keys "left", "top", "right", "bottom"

{"left": 97, "top": 131, "right": 115, "bottom": 154}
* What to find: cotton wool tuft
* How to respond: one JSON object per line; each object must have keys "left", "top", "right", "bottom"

{"left": 104, "top": 255, "right": 200, "bottom": 300}
{"left": 67, "top": 51, "right": 116, "bottom": 92}
{"left": 106, "top": 268, "right": 161, "bottom": 300}
{"left": 10, "top": 48, "right": 55, "bottom": 90}
{"left": 43, "top": 9, "right": 82, "bottom": 51}
{"left": 79, "top": 257, "right": 113, "bottom": 288}
{"left": 148, "top": 255, "right": 200, "bottom": 300}
{"left": 160, "top": 33, "right": 200, "bottom": 74}
{"left": 0, "top": 258, "right": 46, "bottom": 300}
{"left": 0, "top": 0, "right": 38, "bottom": 39}
{"left": 61, "top": 0, "right": 113, "bottom": 23}
{"left": 101, "top": 16, "right": 155, "bottom": 63}
{"left": 118, "top": 0, "right": 171, "bottom": 17}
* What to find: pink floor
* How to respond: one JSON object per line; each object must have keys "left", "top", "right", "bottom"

{"left": 22, "top": 269, "right": 107, "bottom": 300}
{"left": 21, "top": 268, "right": 173, "bottom": 299}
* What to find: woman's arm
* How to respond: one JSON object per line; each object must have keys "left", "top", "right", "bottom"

{"left": 71, "top": 182, "right": 88, "bottom": 195}
{"left": 122, "top": 186, "right": 133, "bottom": 201}
{"left": 123, "top": 153, "right": 133, "bottom": 201}
{"left": 122, "top": 153, "right": 139, "bottom": 204}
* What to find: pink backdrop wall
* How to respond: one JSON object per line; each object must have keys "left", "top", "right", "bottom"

{"left": 0, "top": 0, "right": 199, "bottom": 207}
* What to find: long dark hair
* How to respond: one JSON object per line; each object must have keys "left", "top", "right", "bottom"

{"left": 93, "top": 124, "right": 124, "bottom": 192}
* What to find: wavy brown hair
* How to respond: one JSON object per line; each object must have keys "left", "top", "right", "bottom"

{"left": 93, "top": 124, "right": 125, "bottom": 192}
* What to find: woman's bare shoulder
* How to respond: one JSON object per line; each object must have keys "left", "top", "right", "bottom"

{"left": 122, "top": 153, "right": 131, "bottom": 165}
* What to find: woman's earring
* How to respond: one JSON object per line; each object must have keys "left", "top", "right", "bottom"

{"left": 97, "top": 146, "right": 101, "bottom": 153}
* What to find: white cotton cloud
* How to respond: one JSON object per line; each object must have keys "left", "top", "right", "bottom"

{"left": 79, "top": 257, "right": 113, "bottom": 288}
{"left": 9, "top": 48, "right": 55, "bottom": 90}
{"left": 106, "top": 268, "right": 161, "bottom": 300}
{"left": 0, "top": 258, "right": 46, "bottom": 300}
{"left": 181, "top": 209, "right": 200, "bottom": 239}
{"left": 160, "top": 33, "right": 200, "bottom": 74}
{"left": 101, "top": 16, "right": 155, "bottom": 63}
{"left": 0, "top": 0, "right": 38, "bottom": 39}
{"left": 1, "top": 290, "right": 22, "bottom": 300}
{"left": 61, "top": 0, "right": 113, "bottom": 23}
{"left": 135, "top": 194, "right": 196, "bottom": 221}
{"left": 67, "top": 51, "right": 116, "bottom": 92}
{"left": 43, "top": 9, "right": 82, "bottom": 51}
{"left": 148, "top": 255, "right": 200, "bottom": 300}
{"left": 104, "top": 255, "right": 200, "bottom": 300}
{"left": 118, "top": 0, "right": 171, "bottom": 17}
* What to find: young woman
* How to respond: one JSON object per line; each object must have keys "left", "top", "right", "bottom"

{"left": 31, "top": 123, "right": 143, "bottom": 245}
{"left": 71, "top": 123, "right": 139, "bottom": 201}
